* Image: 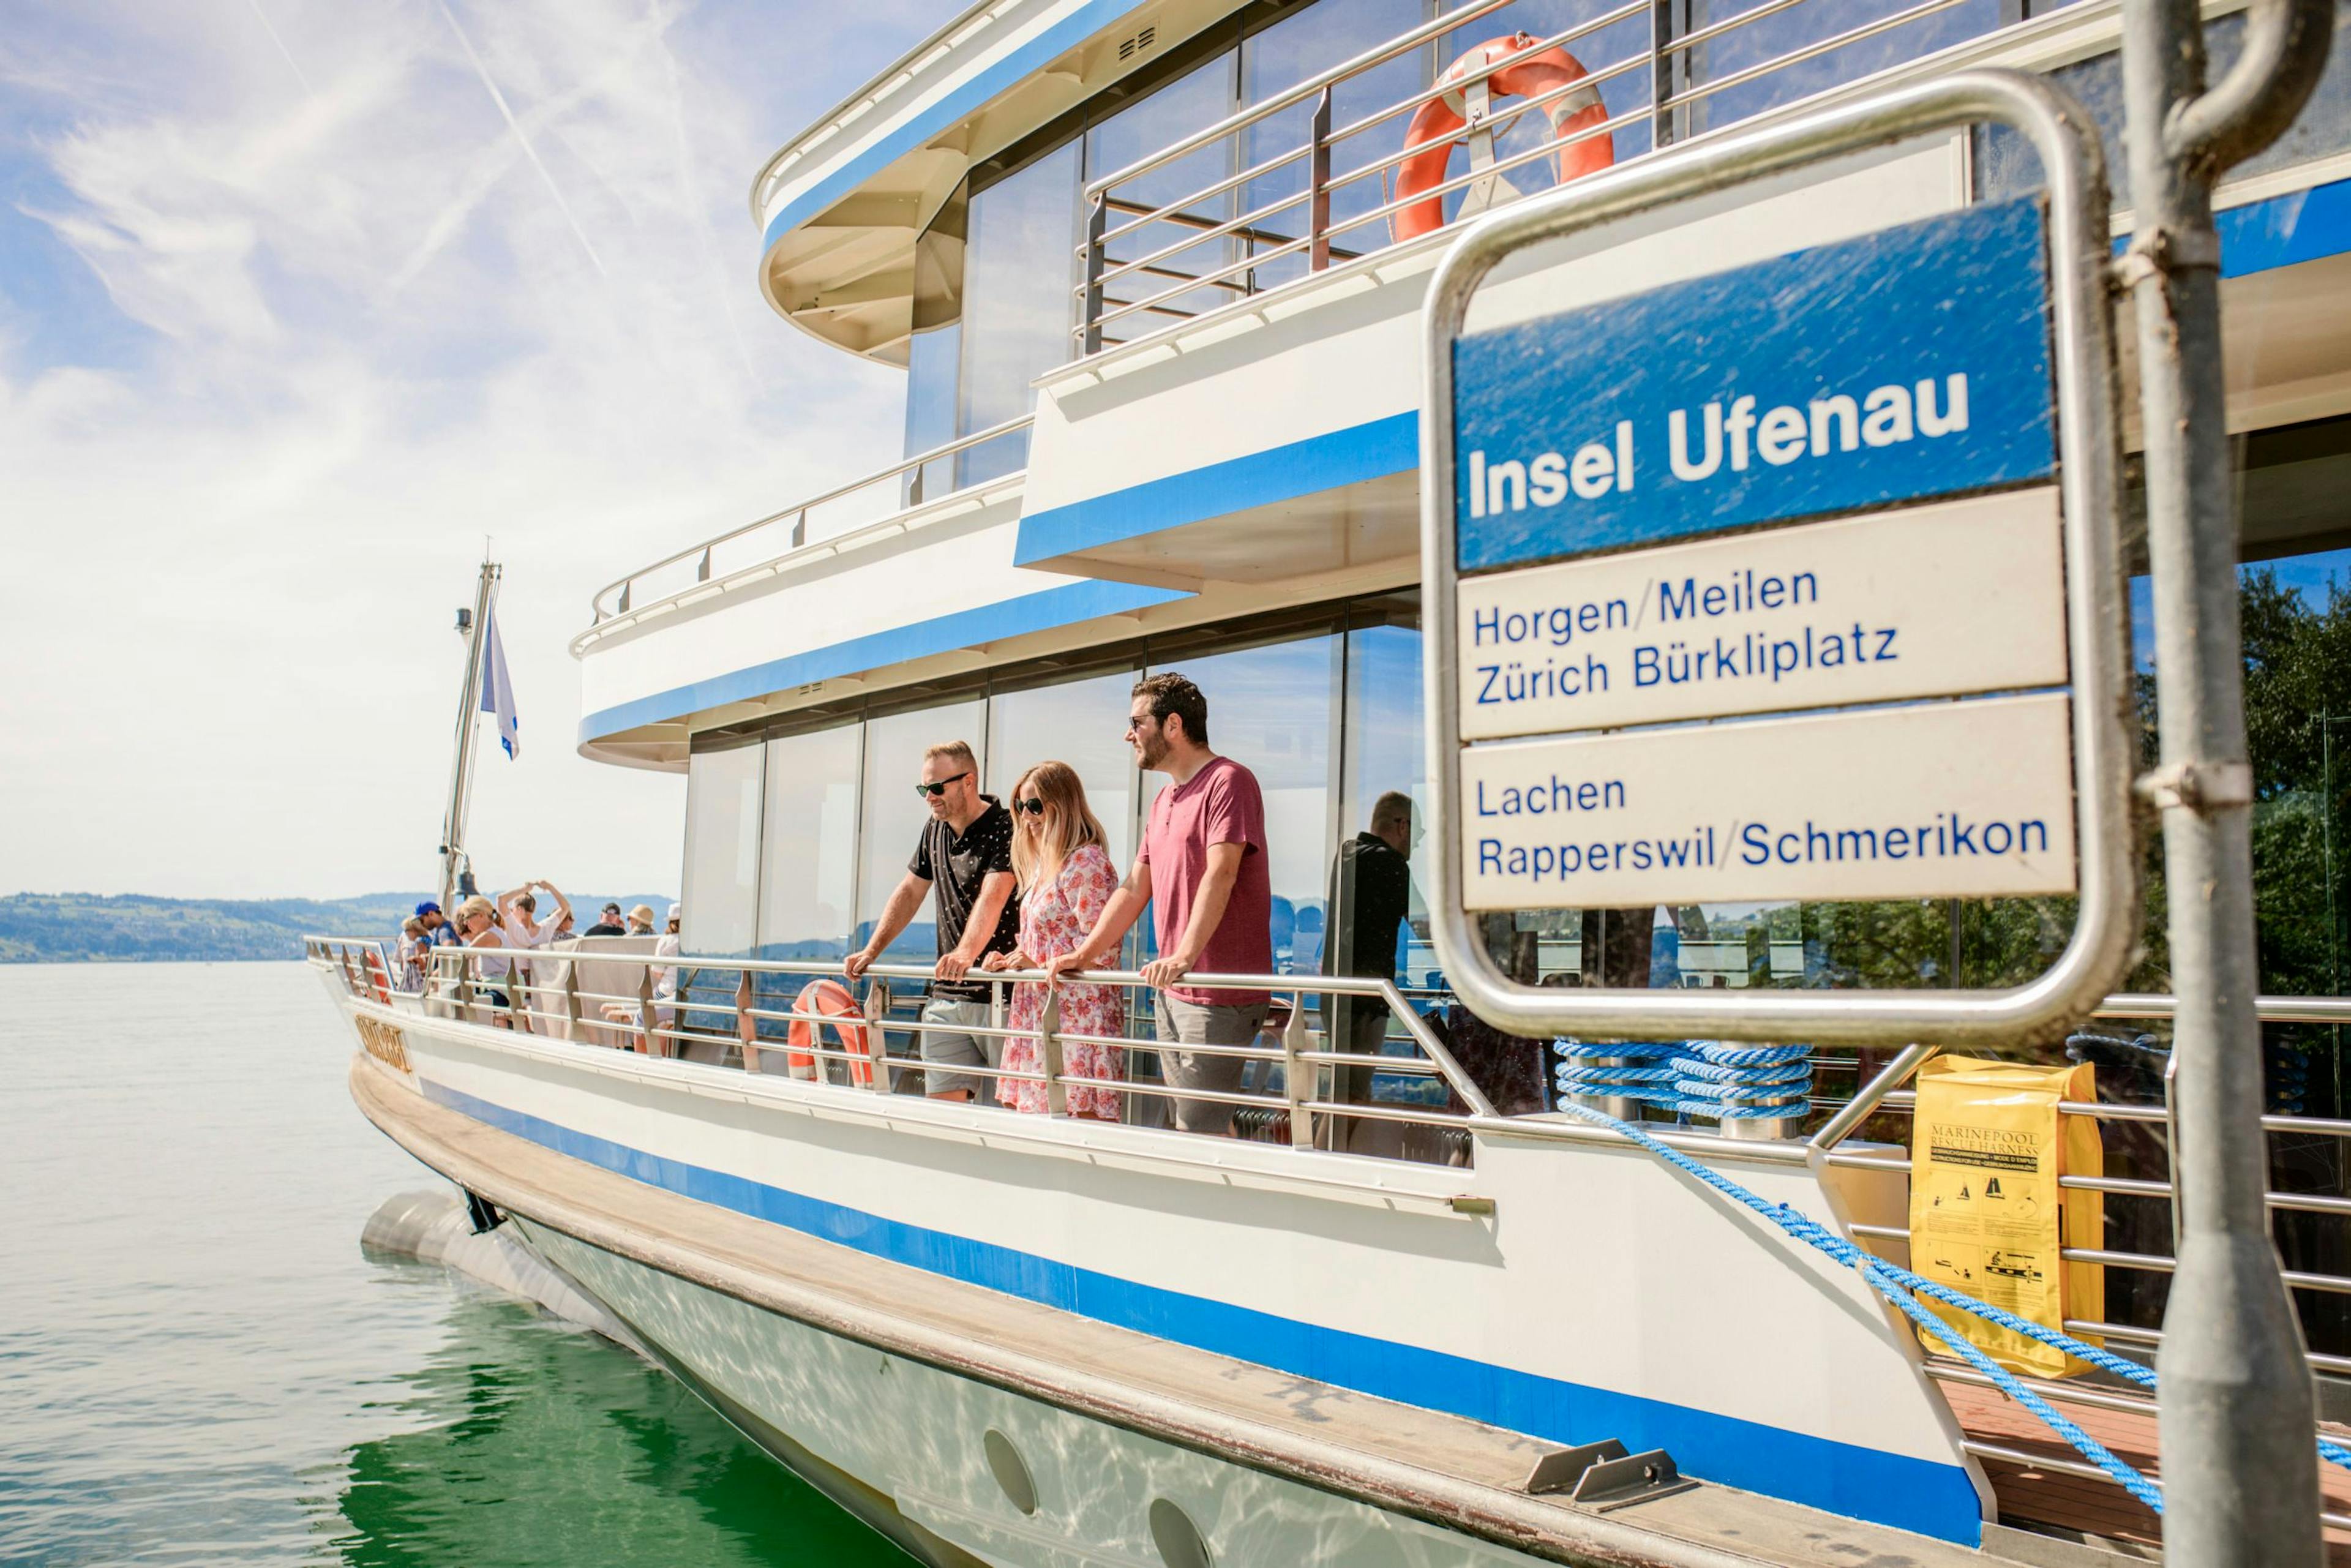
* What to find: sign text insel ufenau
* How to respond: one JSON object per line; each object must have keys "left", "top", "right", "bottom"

{"left": 1452, "top": 197, "right": 2057, "bottom": 574}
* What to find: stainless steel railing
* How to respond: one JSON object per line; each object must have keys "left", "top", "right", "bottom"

{"left": 310, "top": 937, "right": 1499, "bottom": 1158}
{"left": 1071, "top": 0, "right": 2018, "bottom": 353}
{"left": 583, "top": 413, "right": 1033, "bottom": 632}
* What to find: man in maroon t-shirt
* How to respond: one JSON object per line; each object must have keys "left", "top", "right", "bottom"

{"left": 1046, "top": 672, "right": 1273, "bottom": 1134}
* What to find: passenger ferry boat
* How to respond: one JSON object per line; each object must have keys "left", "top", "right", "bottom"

{"left": 310, "top": 1, "right": 2351, "bottom": 1562}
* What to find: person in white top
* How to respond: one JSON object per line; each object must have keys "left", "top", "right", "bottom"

{"left": 497, "top": 880, "right": 572, "bottom": 1030}
{"left": 453, "top": 895, "right": 515, "bottom": 1027}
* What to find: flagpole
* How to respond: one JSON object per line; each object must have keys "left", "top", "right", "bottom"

{"left": 440, "top": 561, "right": 501, "bottom": 912}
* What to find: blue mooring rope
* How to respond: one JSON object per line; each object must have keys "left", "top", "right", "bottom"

{"left": 1553, "top": 1040, "right": 1815, "bottom": 1122}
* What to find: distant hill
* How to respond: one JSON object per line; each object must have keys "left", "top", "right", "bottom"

{"left": 0, "top": 891, "right": 674, "bottom": 964}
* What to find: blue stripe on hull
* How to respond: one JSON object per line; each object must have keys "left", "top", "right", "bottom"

{"left": 422, "top": 1078, "right": 1982, "bottom": 1544}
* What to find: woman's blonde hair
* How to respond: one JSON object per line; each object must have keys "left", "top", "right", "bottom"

{"left": 454, "top": 895, "right": 496, "bottom": 927}
{"left": 1008, "top": 760, "right": 1106, "bottom": 893}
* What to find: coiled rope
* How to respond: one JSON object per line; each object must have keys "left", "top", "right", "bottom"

{"left": 1553, "top": 1040, "right": 1813, "bottom": 1120}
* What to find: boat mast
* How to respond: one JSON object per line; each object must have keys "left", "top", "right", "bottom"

{"left": 439, "top": 561, "right": 501, "bottom": 912}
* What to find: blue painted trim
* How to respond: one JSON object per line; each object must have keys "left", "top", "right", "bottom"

{"left": 424, "top": 1078, "right": 1984, "bottom": 1545}
{"left": 579, "top": 577, "right": 1190, "bottom": 743}
{"left": 2218, "top": 175, "right": 2351, "bottom": 277}
{"left": 1013, "top": 411, "right": 1419, "bottom": 567}
{"left": 761, "top": 0, "right": 1139, "bottom": 263}
{"left": 2107, "top": 174, "right": 2351, "bottom": 277}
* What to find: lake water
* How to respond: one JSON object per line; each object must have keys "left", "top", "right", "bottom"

{"left": 0, "top": 962, "right": 913, "bottom": 1567}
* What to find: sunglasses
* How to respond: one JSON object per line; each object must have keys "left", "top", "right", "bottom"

{"left": 1014, "top": 797, "right": 1046, "bottom": 816}
{"left": 913, "top": 771, "right": 971, "bottom": 798}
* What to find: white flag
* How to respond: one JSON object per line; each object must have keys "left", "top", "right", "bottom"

{"left": 479, "top": 594, "right": 521, "bottom": 760}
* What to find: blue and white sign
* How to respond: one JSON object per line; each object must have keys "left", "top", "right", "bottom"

{"left": 1452, "top": 198, "right": 2057, "bottom": 574}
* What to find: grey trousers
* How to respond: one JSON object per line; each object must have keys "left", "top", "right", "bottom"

{"left": 1155, "top": 996, "right": 1269, "bottom": 1135}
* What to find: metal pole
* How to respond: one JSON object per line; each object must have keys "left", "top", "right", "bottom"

{"left": 2122, "top": 2, "right": 2332, "bottom": 1559}
{"left": 438, "top": 561, "right": 500, "bottom": 912}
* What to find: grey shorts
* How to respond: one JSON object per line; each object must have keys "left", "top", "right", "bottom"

{"left": 920, "top": 996, "right": 1000, "bottom": 1101}
{"left": 1155, "top": 996, "right": 1269, "bottom": 1136}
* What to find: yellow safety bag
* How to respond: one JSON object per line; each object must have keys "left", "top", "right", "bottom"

{"left": 1907, "top": 1056, "right": 2104, "bottom": 1378}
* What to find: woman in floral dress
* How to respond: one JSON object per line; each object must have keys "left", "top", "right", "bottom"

{"left": 984, "top": 761, "right": 1125, "bottom": 1117}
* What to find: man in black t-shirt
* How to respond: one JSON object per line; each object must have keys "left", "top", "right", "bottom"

{"left": 846, "top": 740, "right": 1019, "bottom": 1103}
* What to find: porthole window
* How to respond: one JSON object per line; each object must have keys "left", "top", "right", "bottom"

{"left": 1148, "top": 1496, "right": 1212, "bottom": 1568}
{"left": 983, "top": 1428, "right": 1037, "bottom": 1516}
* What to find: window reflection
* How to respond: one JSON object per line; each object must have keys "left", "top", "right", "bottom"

{"left": 681, "top": 743, "right": 763, "bottom": 958}
{"left": 1685, "top": 0, "right": 2000, "bottom": 131}
{"left": 757, "top": 724, "right": 863, "bottom": 959}
{"left": 961, "top": 143, "right": 1082, "bottom": 485}
{"left": 1088, "top": 51, "right": 1242, "bottom": 337}
{"left": 1242, "top": 0, "right": 1427, "bottom": 290}
{"left": 1147, "top": 637, "right": 1340, "bottom": 973}
{"left": 986, "top": 670, "right": 1143, "bottom": 872}
{"left": 855, "top": 700, "right": 989, "bottom": 961}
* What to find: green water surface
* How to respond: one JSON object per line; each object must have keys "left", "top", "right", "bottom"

{"left": 0, "top": 961, "right": 913, "bottom": 1567}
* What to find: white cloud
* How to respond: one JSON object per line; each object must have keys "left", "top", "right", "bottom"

{"left": 0, "top": 0, "right": 961, "bottom": 899}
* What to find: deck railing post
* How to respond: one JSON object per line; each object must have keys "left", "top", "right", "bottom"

{"left": 1038, "top": 988, "right": 1068, "bottom": 1117}
{"left": 2123, "top": 2, "right": 2333, "bottom": 1559}
{"left": 1081, "top": 193, "right": 1108, "bottom": 355}
{"left": 637, "top": 963, "right": 660, "bottom": 1057}
{"left": 1282, "top": 994, "right": 1313, "bottom": 1148}
{"left": 561, "top": 953, "right": 585, "bottom": 1043}
{"left": 1308, "top": 86, "right": 1333, "bottom": 272}
{"left": 735, "top": 970, "right": 758, "bottom": 1071}
{"left": 863, "top": 978, "right": 894, "bottom": 1091}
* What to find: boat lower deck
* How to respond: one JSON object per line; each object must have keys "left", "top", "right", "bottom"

{"left": 350, "top": 1050, "right": 2013, "bottom": 1568}
{"left": 1940, "top": 1380, "right": 2351, "bottom": 1563}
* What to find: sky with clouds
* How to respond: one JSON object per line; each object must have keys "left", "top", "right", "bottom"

{"left": 0, "top": 0, "right": 962, "bottom": 899}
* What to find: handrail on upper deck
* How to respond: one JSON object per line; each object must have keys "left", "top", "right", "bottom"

{"left": 584, "top": 413, "right": 1034, "bottom": 631}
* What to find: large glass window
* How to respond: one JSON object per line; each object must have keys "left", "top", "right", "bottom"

{"left": 986, "top": 669, "right": 1144, "bottom": 873}
{"left": 959, "top": 142, "right": 1082, "bottom": 485}
{"left": 1240, "top": 0, "right": 1427, "bottom": 291}
{"left": 756, "top": 722, "right": 864, "bottom": 959}
{"left": 1337, "top": 614, "right": 1431, "bottom": 985}
{"left": 1087, "top": 51, "right": 1242, "bottom": 337}
{"left": 680, "top": 742, "right": 763, "bottom": 958}
{"left": 1147, "top": 637, "right": 1341, "bottom": 974}
{"left": 855, "top": 700, "right": 989, "bottom": 961}
{"left": 1684, "top": 0, "right": 2001, "bottom": 131}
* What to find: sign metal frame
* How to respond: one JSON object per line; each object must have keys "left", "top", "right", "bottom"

{"left": 1421, "top": 70, "right": 2135, "bottom": 1048}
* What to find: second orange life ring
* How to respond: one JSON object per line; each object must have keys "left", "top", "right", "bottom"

{"left": 788, "top": 978, "right": 876, "bottom": 1087}
{"left": 1390, "top": 34, "right": 1614, "bottom": 242}
{"left": 363, "top": 948, "right": 394, "bottom": 1005}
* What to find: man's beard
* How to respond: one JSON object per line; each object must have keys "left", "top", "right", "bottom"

{"left": 1135, "top": 729, "right": 1169, "bottom": 769}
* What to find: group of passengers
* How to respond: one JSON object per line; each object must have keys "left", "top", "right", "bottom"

{"left": 396, "top": 883, "right": 680, "bottom": 1029}
{"left": 843, "top": 671, "right": 1302, "bottom": 1136}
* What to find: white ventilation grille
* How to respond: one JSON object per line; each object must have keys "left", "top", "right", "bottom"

{"left": 1117, "top": 24, "right": 1156, "bottom": 61}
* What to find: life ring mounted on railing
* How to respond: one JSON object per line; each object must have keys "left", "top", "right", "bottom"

{"left": 1390, "top": 34, "right": 1614, "bottom": 243}
{"left": 362, "top": 948, "right": 394, "bottom": 1005}
{"left": 785, "top": 978, "right": 877, "bottom": 1088}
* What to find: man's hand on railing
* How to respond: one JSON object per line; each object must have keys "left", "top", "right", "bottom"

{"left": 934, "top": 952, "right": 975, "bottom": 983}
{"left": 843, "top": 946, "right": 879, "bottom": 981}
{"left": 1139, "top": 953, "right": 1193, "bottom": 991}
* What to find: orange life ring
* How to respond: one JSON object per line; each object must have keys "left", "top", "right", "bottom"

{"left": 363, "top": 948, "right": 394, "bottom": 1005}
{"left": 1390, "top": 34, "right": 1614, "bottom": 243}
{"left": 787, "top": 979, "right": 875, "bottom": 1087}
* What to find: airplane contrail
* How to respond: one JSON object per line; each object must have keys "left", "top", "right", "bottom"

{"left": 435, "top": 0, "right": 607, "bottom": 279}
{"left": 243, "top": 0, "right": 316, "bottom": 97}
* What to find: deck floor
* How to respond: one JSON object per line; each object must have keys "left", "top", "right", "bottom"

{"left": 1940, "top": 1377, "right": 2351, "bottom": 1561}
